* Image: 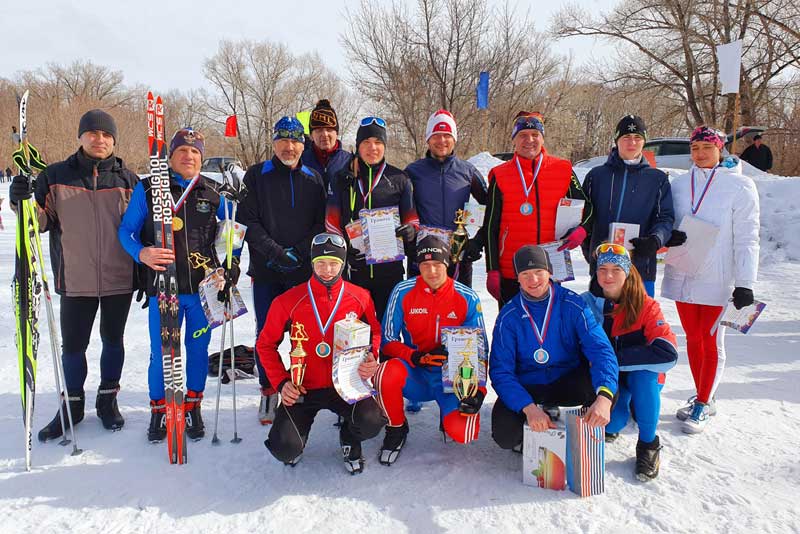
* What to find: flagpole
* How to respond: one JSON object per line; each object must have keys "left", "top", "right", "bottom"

{"left": 731, "top": 93, "right": 741, "bottom": 156}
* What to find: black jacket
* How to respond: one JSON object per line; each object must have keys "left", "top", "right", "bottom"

{"left": 740, "top": 143, "right": 773, "bottom": 172}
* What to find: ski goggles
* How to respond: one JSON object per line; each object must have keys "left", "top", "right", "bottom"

{"left": 312, "top": 233, "right": 346, "bottom": 247}
{"left": 359, "top": 116, "right": 387, "bottom": 128}
{"left": 273, "top": 128, "right": 305, "bottom": 142}
{"left": 595, "top": 243, "right": 629, "bottom": 257}
{"left": 595, "top": 243, "right": 631, "bottom": 274}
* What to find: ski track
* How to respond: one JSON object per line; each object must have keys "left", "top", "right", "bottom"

{"left": 0, "top": 179, "right": 798, "bottom": 534}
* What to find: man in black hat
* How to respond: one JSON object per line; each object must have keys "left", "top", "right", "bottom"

{"left": 301, "top": 99, "right": 351, "bottom": 188}
{"left": 9, "top": 109, "right": 139, "bottom": 440}
{"left": 740, "top": 134, "right": 773, "bottom": 172}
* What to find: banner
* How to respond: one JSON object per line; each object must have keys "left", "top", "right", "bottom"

{"left": 717, "top": 40, "right": 743, "bottom": 95}
{"left": 224, "top": 115, "right": 238, "bottom": 137}
{"left": 296, "top": 110, "right": 311, "bottom": 134}
{"left": 476, "top": 71, "right": 490, "bottom": 110}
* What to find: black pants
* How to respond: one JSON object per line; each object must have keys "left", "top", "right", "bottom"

{"left": 491, "top": 364, "right": 596, "bottom": 450}
{"left": 349, "top": 268, "right": 403, "bottom": 322}
{"left": 60, "top": 293, "right": 133, "bottom": 393}
{"left": 265, "top": 388, "right": 387, "bottom": 464}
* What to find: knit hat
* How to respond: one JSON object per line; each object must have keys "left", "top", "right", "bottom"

{"left": 169, "top": 127, "right": 205, "bottom": 157}
{"left": 78, "top": 109, "right": 118, "bottom": 142}
{"left": 416, "top": 235, "right": 450, "bottom": 266}
{"left": 615, "top": 115, "right": 647, "bottom": 142}
{"left": 513, "top": 245, "right": 552, "bottom": 275}
{"left": 310, "top": 233, "right": 347, "bottom": 264}
{"left": 425, "top": 109, "right": 458, "bottom": 142}
{"left": 356, "top": 117, "right": 387, "bottom": 148}
{"left": 310, "top": 99, "right": 339, "bottom": 132}
{"left": 690, "top": 125, "right": 725, "bottom": 150}
{"left": 595, "top": 243, "right": 631, "bottom": 275}
{"left": 511, "top": 111, "right": 545, "bottom": 139}
{"left": 273, "top": 116, "right": 305, "bottom": 143}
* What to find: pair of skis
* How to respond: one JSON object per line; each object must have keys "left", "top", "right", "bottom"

{"left": 147, "top": 92, "right": 186, "bottom": 464}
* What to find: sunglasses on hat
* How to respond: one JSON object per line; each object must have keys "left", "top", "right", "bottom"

{"left": 359, "top": 116, "right": 387, "bottom": 128}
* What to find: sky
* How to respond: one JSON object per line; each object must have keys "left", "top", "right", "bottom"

{"left": 2, "top": 0, "right": 617, "bottom": 91}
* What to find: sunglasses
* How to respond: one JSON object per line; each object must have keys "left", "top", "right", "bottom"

{"left": 359, "top": 116, "right": 387, "bottom": 128}
{"left": 595, "top": 243, "right": 630, "bottom": 257}
{"left": 312, "top": 233, "right": 346, "bottom": 247}
{"left": 275, "top": 129, "right": 305, "bottom": 141}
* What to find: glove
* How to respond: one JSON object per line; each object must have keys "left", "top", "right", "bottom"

{"left": 10, "top": 175, "right": 34, "bottom": 204}
{"left": 665, "top": 230, "right": 687, "bottom": 247}
{"left": 339, "top": 171, "right": 355, "bottom": 191}
{"left": 410, "top": 346, "right": 448, "bottom": 369}
{"left": 395, "top": 224, "right": 417, "bottom": 244}
{"left": 458, "top": 389, "right": 486, "bottom": 415}
{"left": 557, "top": 226, "right": 587, "bottom": 251}
{"left": 630, "top": 235, "right": 661, "bottom": 257}
{"left": 732, "top": 287, "right": 754, "bottom": 310}
{"left": 225, "top": 256, "right": 241, "bottom": 286}
{"left": 272, "top": 247, "right": 301, "bottom": 273}
{"left": 462, "top": 238, "right": 483, "bottom": 263}
{"left": 486, "top": 270, "right": 501, "bottom": 301}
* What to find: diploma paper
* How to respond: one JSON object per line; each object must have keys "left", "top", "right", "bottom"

{"left": 716, "top": 299, "right": 766, "bottom": 335}
{"left": 555, "top": 198, "right": 585, "bottom": 240}
{"left": 538, "top": 241, "right": 575, "bottom": 283}
{"left": 214, "top": 220, "right": 247, "bottom": 262}
{"left": 198, "top": 268, "right": 247, "bottom": 329}
{"left": 440, "top": 327, "right": 487, "bottom": 393}
{"left": 332, "top": 347, "right": 376, "bottom": 404}
{"left": 664, "top": 215, "right": 720, "bottom": 275}
{"left": 345, "top": 220, "right": 366, "bottom": 254}
{"left": 417, "top": 225, "right": 452, "bottom": 246}
{"left": 360, "top": 206, "right": 405, "bottom": 264}
{"left": 609, "top": 222, "right": 640, "bottom": 250}
{"left": 463, "top": 201, "right": 486, "bottom": 227}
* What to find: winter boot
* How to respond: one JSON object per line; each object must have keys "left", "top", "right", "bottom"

{"left": 379, "top": 420, "right": 409, "bottom": 466}
{"left": 605, "top": 432, "right": 620, "bottom": 443}
{"left": 148, "top": 400, "right": 167, "bottom": 443}
{"left": 635, "top": 435, "right": 662, "bottom": 481}
{"left": 96, "top": 382, "right": 125, "bottom": 431}
{"left": 258, "top": 388, "right": 278, "bottom": 426}
{"left": 184, "top": 390, "right": 205, "bottom": 441}
{"left": 38, "top": 391, "right": 85, "bottom": 442}
{"left": 340, "top": 424, "right": 365, "bottom": 475}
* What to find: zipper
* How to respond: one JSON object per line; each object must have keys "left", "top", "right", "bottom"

{"left": 499, "top": 226, "right": 509, "bottom": 257}
{"left": 93, "top": 163, "right": 101, "bottom": 294}
{"left": 435, "top": 314, "right": 441, "bottom": 344}
{"left": 440, "top": 162, "right": 446, "bottom": 226}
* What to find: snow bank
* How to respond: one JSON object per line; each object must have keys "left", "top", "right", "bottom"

{"left": 467, "top": 152, "right": 504, "bottom": 180}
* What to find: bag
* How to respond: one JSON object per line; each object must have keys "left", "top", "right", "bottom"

{"left": 208, "top": 344, "right": 256, "bottom": 379}
{"left": 565, "top": 407, "right": 605, "bottom": 497}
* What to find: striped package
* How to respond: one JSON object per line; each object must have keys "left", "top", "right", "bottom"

{"left": 565, "top": 407, "right": 605, "bottom": 497}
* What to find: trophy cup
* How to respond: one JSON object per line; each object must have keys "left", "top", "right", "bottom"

{"left": 450, "top": 209, "right": 469, "bottom": 264}
{"left": 453, "top": 338, "right": 479, "bottom": 402}
{"left": 288, "top": 321, "right": 310, "bottom": 404}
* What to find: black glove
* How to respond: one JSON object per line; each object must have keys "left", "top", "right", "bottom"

{"left": 462, "top": 237, "right": 483, "bottom": 263}
{"left": 10, "top": 175, "right": 34, "bottom": 204}
{"left": 339, "top": 171, "right": 355, "bottom": 191}
{"left": 665, "top": 230, "right": 687, "bottom": 247}
{"left": 732, "top": 287, "right": 754, "bottom": 310}
{"left": 458, "top": 389, "right": 486, "bottom": 415}
{"left": 410, "top": 346, "right": 448, "bottom": 368}
{"left": 629, "top": 235, "right": 661, "bottom": 257}
{"left": 273, "top": 247, "right": 301, "bottom": 273}
{"left": 218, "top": 257, "right": 241, "bottom": 304}
{"left": 395, "top": 224, "right": 417, "bottom": 244}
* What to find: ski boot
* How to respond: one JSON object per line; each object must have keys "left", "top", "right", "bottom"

{"left": 635, "top": 435, "right": 662, "bottom": 481}
{"left": 96, "top": 381, "right": 125, "bottom": 431}
{"left": 184, "top": 390, "right": 205, "bottom": 441}
{"left": 148, "top": 399, "right": 167, "bottom": 443}
{"left": 340, "top": 425, "right": 365, "bottom": 475}
{"left": 38, "top": 391, "right": 85, "bottom": 442}
{"left": 258, "top": 388, "right": 278, "bottom": 426}
{"left": 379, "top": 420, "right": 409, "bottom": 466}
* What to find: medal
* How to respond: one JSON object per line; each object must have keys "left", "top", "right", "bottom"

{"left": 315, "top": 342, "right": 332, "bottom": 358}
{"left": 515, "top": 154, "right": 543, "bottom": 216}
{"left": 307, "top": 280, "right": 345, "bottom": 358}
{"left": 520, "top": 202, "right": 533, "bottom": 216}
{"left": 533, "top": 348, "right": 550, "bottom": 364}
{"left": 519, "top": 289, "right": 554, "bottom": 365}
{"left": 172, "top": 216, "right": 184, "bottom": 231}
{"left": 167, "top": 175, "right": 199, "bottom": 233}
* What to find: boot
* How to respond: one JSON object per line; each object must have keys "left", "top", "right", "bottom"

{"left": 96, "top": 382, "right": 125, "bottom": 431}
{"left": 635, "top": 435, "right": 662, "bottom": 481}
{"left": 148, "top": 399, "right": 167, "bottom": 443}
{"left": 184, "top": 390, "right": 205, "bottom": 441}
{"left": 379, "top": 420, "right": 409, "bottom": 466}
{"left": 340, "top": 423, "right": 365, "bottom": 475}
{"left": 258, "top": 387, "right": 278, "bottom": 426}
{"left": 38, "top": 391, "right": 85, "bottom": 442}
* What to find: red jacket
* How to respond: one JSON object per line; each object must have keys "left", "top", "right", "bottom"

{"left": 256, "top": 276, "right": 381, "bottom": 391}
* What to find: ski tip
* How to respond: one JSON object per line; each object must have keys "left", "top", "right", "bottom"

{"left": 147, "top": 91, "right": 153, "bottom": 99}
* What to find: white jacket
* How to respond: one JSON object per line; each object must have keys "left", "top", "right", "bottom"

{"left": 661, "top": 160, "right": 760, "bottom": 306}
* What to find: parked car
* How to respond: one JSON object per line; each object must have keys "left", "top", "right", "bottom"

{"left": 200, "top": 156, "right": 242, "bottom": 183}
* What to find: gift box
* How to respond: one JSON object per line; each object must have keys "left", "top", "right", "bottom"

{"left": 523, "top": 426, "right": 566, "bottom": 490}
{"left": 333, "top": 315, "right": 371, "bottom": 354}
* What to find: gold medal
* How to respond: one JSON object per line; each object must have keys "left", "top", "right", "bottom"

{"left": 172, "top": 216, "right": 184, "bottom": 231}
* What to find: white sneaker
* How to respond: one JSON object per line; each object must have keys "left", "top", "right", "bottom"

{"left": 681, "top": 402, "right": 711, "bottom": 434}
{"left": 258, "top": 393, "right": 278, "bottom": 425}
{"left": 676, "top": 396, "right": 717, "bottom": 421}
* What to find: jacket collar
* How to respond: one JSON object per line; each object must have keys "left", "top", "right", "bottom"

{"left": 73, "top": 147, "right": 120, "bottom": 173}
{"left": 605, "top": 147, "right": 649, "bottom": 171}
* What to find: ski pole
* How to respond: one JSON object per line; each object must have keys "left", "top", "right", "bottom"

{"left": 228, "top": 200, "right": 242, "bottom": 444}
{"left": 210, "top": 310, "right": 228, "bottom": 445}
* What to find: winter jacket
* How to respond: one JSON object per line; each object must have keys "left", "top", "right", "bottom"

{"left": 740, "top": 144, "right": 773, "bottom": 172}
{"left": 34, "top": 148, "right": 139, "bottom": 297}
{"left": 237, "top": 157, "right": 327, "bottom": 286}
{"left": 118, "top": 172, "right": 231, "bottom": 296}
{"left": 405, "top": 152, "right": 487, "bottom": 230}
{"left": 256, "top": 276, "right": 382, "bottom": 391}
{"left": 483, "top": 148, "right": 592, "bottom": 279}
{"left": 326, "top": 157, "right": 420, "bottom": 280}
{"left": 381, "top": 276, "right": 487, "bottom": 364}
{"left": 661, "top": 160, "right": 760, "bottom": 306}
{"left": 489, "top": 282, "right": 618, "bottom": 413}
{"left": 301, "top": 139, "right": 351, "bottom": 189}
{"left": 581, "top": 148, "right": 674, "bottom": 281}
{"left": 581, "top": 290, "right": 678, "bottom": 373}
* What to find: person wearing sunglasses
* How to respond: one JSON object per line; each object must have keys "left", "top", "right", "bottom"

{"left": 480, "top": 111, "right": 592, "bottom": 306}
{"left": 661, "top": 126, "right": 760, "bottom": 434}
{"left": 257, "top": 233, "right": 386, "bottom": 474}
{"left": 581, "top": 115, "right": 677, "bottom": 297}
{"left": 404, "top": 109, "right": 488, "bottom": 287}
{"left": 237, "top": 116, "right": 327, "bottom": 425}
{"left": 489, "top": 245, "right": 617, "bottom": 453}
{"left": 325, "top": 116, "right": 420, "bottom": 320}
{"left": 581, "top": 243, "right": 678, "bottom": 480}
{"left": 301, "top": 99, "right": 351, "bottom": 189}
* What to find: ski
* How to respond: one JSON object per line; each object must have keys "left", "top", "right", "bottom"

{"left": 147, "top": 92, "right": 186, "bottom": 464}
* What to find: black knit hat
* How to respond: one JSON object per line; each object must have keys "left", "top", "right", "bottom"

{"left": 513, "top": 245, "right": 552, "bottom": 275}
{"left": 78, "top": 109, "right": 118, "bottom": 142}
{"left": 310, "top": 99, "right": 339, "bottom": 133}
{"left": 614, "top": 115, "right": 647, "bottom": 142}
{"left": 416, "top": 235, "right": 450, "bottom": 266}
{"left": 310, "top": 233, "right": 347, "bottom": 264}
{"left": 356, "top": 118, "right": 387, "bottom": 148}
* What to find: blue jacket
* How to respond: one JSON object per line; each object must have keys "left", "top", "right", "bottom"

{"left": 489, "top": 283, "right": 618, "bottom": 413}
{"left": 581, "top": 149, "right": 674, "bottom": 281}
{"left": 405, "top": 153, "right": 487, "bottom": 230}
{"left": 301, "top": 139, "right": 351, "bottom": 189}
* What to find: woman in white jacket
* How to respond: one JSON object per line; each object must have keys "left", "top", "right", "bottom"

{"left": 661, "top": 126, "right": 760, "bottom": 434}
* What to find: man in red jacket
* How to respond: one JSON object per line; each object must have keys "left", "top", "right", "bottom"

{"left": 256, "top": 233, "right": 387, "bottom": 474}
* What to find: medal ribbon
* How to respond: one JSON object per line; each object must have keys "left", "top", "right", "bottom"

{"left": 357, "top": 163, "right": 386, "bottom": 206}
{"left": 172, "top": 175, "right": 200, "bottom": 213}
{"left": 519, "top": 288, "right": 553, "bottom": 348}
{"left": 515, "top": 154, "right": 543, "bottom": 201}
{"left": 690, "top": 166, "right": 718, "bottom": 215}
{"left": 307, "top": 280, "right": 345, "bottom": 337}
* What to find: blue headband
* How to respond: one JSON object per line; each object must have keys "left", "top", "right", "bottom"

{"left": 597, "top": 250, "right": 631, "bottom": 275}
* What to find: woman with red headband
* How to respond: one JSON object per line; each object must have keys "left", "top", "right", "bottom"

{"left": 661, "top": 126, "right": 760, "bottom": 434}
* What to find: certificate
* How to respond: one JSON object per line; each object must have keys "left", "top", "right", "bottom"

{"left": 538, "top": 241, "right": 575, "bottom": 283}
{"left": 554, "top": 198, "right": 584, "bottom": 240}
{"left": 198, "top": 268, "right": 247, "bottom": 329}
{"left": 664, "top": 215, "right": 720, "bottom": 275}
{"left": 332, "top": 347, "right": 376, "bottom": 404}
{"left": 360, "top": 206, "right": 405, "bottom": 264}
{"left": 345, "top": 220, "right": 366, "bottom": 254}
{"left": 440, "top": 326, "right": 487, "bottom": 394}
{"left": 716, "top": 299, "right": 766, "bottom": 335}
{"left": 417, "top": 225, "right": 452, "bottom": 246}
{"left": 609, "top": 222, "right": 640, "bottom": 250}
{"left": 463, "top": 201, "right": 486, "bottom": 227}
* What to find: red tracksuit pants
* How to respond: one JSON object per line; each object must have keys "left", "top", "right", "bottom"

{"left": 675, "top": 301, "right": 726, "bottom": 404}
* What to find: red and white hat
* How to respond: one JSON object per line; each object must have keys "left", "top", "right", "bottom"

{"left": 425, "top": 109, "right": 458, "bottom": 142}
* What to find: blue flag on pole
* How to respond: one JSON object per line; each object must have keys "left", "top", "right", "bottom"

{"left": 476, "top": 71, "right": 490, "bottom": 110}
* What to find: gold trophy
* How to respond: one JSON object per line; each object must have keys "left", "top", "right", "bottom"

{"left": 450, "top": 209, "right": 469, "bottom": 264}
{"left": 288, "top": 321, "right": 310, "bottom": 404}
{"left": 453, "top": 338, "right": 479, "bottom": 402}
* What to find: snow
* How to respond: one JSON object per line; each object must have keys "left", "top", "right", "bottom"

{"left": 0, "top": 172, "right": 799, "bottom": 534}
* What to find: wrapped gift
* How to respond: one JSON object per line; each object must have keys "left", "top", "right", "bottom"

{"left": 333, "top": 314, "right": 371, "bottom": 354}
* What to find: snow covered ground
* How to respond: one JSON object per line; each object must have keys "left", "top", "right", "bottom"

{"left": 0, "top": 171, "right": 798, "bottom": 534}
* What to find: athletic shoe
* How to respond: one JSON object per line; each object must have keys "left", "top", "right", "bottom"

{"left": 635, "top": 436, "right": 662, "bottom": 481}
{"left": 511, "top": 442, "right": 523, "bottom": 454}
{"left": 676, "top": 396, "right": 717, "bottom": 421}
{"left": 284, "top": 454, "right": 302, "bottom": 467}
{"left": 38, "top": 392, "right": 85, "bottom": 442}
{"left": 148, "top": 400, "right": 167, "bottom": 443}
{"left": 184, "top": 390, "right": 205, "bottom": 441}
{"left": 605, "top": 432, "right": 620, "bottom": 443}
{"left": 96, "top": 382, "right": 124, "bottom": 431}
{"left": 681, "top": 402, "right": 710, "bottom": 434}
{"left": 258, "top": 391, "right": 278, "bottom": 425}
{"left": 379, "top": 421, "right": 409, "bottom": 466}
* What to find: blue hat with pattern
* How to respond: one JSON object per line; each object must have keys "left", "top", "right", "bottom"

{"left": 596, "top": 244, "right": 631, "bottom": 275}
{"left": 273, "top": 116, "right": 305, "bottom": 143}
